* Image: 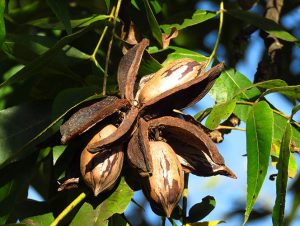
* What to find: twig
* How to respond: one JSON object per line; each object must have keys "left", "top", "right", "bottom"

{"left": 217, "top": 125, "right": 245, "bottom": 131}
{"left": 236, "top": 101, "right": 300, "bottom": 128}
{"left": 102, "top": 0, "right": 123, "bottom": 96}
{"left": 50, "top": 192, "right": 87, "bottom": 226}
{"left": 90, "top": 8, "right": 116, "bottom": 74}
{"left": 206, "top": 1, "right": 224, "bottom": 69}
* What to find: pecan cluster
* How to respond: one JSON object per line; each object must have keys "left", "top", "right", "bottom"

{"left": 59, "top": 39, "right": 236, "bottom": 217}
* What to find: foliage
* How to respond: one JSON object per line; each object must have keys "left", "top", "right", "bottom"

{"left": 0, "top": 0, "right": 299, "bottom": 226}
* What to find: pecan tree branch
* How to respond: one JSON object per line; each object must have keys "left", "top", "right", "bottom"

{"left": 254, "top": 0, "right": 284, "bottom": 83}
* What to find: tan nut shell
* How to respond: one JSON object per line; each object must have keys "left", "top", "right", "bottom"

{"left": 80, "top": 124, "right": 124, "bottom": 196}
{"left": 142, "top": 141, "right": 184, "bottom": 217}
{"left": 137, "top": 59, "right": 203, "bottom": 105}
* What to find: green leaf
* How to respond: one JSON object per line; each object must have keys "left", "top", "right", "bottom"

{"left": 104, "top": 0, "right": 110, "bottom": 11}
{"left": 263, "top": 85, "right": 300, "bottom": 102}
{"left": 109, "top": 214, "right": 129, "bottom": 226}
{"left": 12, "top": 199, "right": 51, "bottom": 222}
{"left": 0, "top": 102, "right": 52, "bottom": 167}
{"left": 0, "top": 21, "right": 105, "bottom": 89}
{"left": 139, "top": 54, "right": 162, "bottom": 76}
{"left": 205, "top": 100, "right": 236, "bottom": 130}
{"left": 69, "top": 178, "right": 133, "bottom": 226}
{"left": 233, "top": 79, "right": 288, "bottom": 99}
{"left": 187, "top": 196, "right": 216, "bottom": 223}
{"left": 46, "top": 0, "right": 72, "bottom": 34}
{"left": 272, "top": 123, "right": 292, "bottom": 226}
{"left": 0, "top": 156, "right": 36, "bottom": 224}
{"left": 244, "top": 101, "right": 273, "bottom": 224}
{"left": 194, "top": 107, "right": 212, "bottom": 122}
{"left": 160, "top": 10, "right": 217, "bottom": 35}
{"left": 210, "top": 68, "right": 261, "bottom": 103}
{"left": 226, "top": 10, "right": 299, "bottom": 43}
{"left": 163, "top": 46, "right": 208, "bottom": 64}
{"left": 51, "top": 86, "right": 101, "bottom": 119}
{"left": 0, "top": 0, "right": 5, "bottom": 47}
{"left": 21, "top": 212, "right": 54, "bottom": 226}
{"left": 28, "top": 15, "right": 110, "bottom": 30}
{"left": 53, "top": 145, "right": 66, "bottom": 165}
{"left": 273, "top": 114, "right": 300, "bottom": 148}
{"left": 142, "top": 0, "right": 162, "bottom": 46}
{"left": 291, "top": 105, "right": 300, "bottom": 120}
{"left": 187, "top": 220, "right": 225, "bottom": 226}
{"left": 234, "top": 103, "right": 252, "bottom": 122}
{"left": 271, "top": 140, "right": 297, "bottom": 179}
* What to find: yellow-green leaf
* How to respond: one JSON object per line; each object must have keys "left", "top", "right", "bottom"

{"left": 205, "top": 100, "right": 236, "bottom": 130}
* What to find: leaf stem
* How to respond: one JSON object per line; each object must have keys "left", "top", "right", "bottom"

{"left": 182, "top": 173, "right": 189, "bottom": 226}
{"left": 206, "top": 1, "right": 224, "bottom": 69}
{"left": 102, "top": 0, "right": 123, "bottom": 96}
{"left": 50, "top": 192, "right": 87, "bottom": 226}
{"left": 91, "top": 8, "right": 115, "bottom": 59}
{"left": 236, "top": 101, "right": 300, "bottom": 128}
{"left": 217, "top": 125, "right": 246, "bottom": 131}
{"left": 89, "top": 8, "right": 116, "bottom": 77}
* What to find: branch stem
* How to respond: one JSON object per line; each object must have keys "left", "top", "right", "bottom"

{"left": 90, "top": 8, "right": 115, "bottom": 75}
{"left": 217, "top": 125, "right": 246, "bottom": 131}
{"left": 206, "top": 1, "right": 224, "bottom": 69}
{"left": 102, "top": 0, "right": 123, "bottom": 96}
{"left": 50, "top": 192, "right": 87, "bottom": 226}
{"left": 236, "top": 101, "right": 300, "bottom": 128}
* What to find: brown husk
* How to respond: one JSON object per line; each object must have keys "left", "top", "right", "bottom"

{"left": 60, "top": 96, "right": 130, "bottom": 144}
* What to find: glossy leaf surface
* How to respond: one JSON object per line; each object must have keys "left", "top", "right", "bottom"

{"left": 244, "top": 101, "right": 273, "bottom": 224}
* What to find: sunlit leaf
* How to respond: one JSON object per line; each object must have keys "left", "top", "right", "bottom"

{"left": 226, "top": 10, "right": 299, "bottom": 43}
{"left": 164, "top": 46, "right": 208, "bottom": 64}
{"left": 46, "top": 0, "right": 72, "bottom": 34}
{"left": 271, "top": 140, "right": 297, "bottom": 178}
{"left": 21, "top": 212, "right": 54, "bottom": 226}
{"left": 273, "top": 113, "right": 300, "bottom": 149}
{"left": 210, "top": 68, "right": 261, "bottom": 103}
{"left": 272, "top": 123, "right": 292, "bottom": 226}
{"left": 205, "top": 100, "right": 236, "bottom": 130}
{"left": 232, "top": 79, "right": 288, "bottom": 99}
{"left": 234, "top": 103, "right": 252, "bottom": 122}
{"left": 291, "top": 105, "right": 300, "bottom": 120}
{"left": 263, "top": 85, "right": 300, "bottom": 102}
{"left": 69, "top": 178, "right": 133, "bottom": 226}
{"left": 244, "top": 101, "right": 273, "bottom": 224}
{"left": 160, "top": 10, "right": 217, "bottom": 35}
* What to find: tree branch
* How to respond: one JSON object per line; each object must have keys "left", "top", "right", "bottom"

{"left": 254, "top": 0, "right": 284, "bottom": 83}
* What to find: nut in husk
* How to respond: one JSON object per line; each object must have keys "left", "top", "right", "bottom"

{"left": 142, "top": 141, "right": 184, "bottom": 217}
{"left": 137, "top": 58, "right": 205, "bottom": 105}
{"left": 80, "top": 124, "right": 124, "bottom": 196}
